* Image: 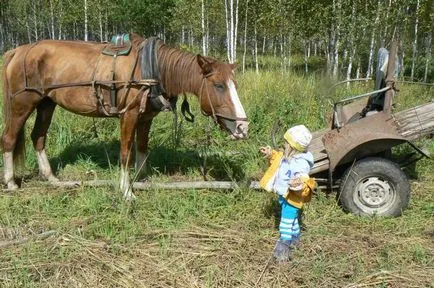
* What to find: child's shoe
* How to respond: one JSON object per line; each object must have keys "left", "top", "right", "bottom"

{"left": 273, "top": 239, "right": 293, "bottom": 263}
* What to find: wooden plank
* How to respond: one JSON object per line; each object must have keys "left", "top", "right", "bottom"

{"left": 394, "top": 101, "right": 434, "bottom": 140}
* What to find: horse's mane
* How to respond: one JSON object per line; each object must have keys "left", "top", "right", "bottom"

{"left": 157, "top": 42, "right": 203, "bottom": 96}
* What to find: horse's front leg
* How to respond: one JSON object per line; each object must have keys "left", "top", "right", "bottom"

{"left": 120, "top": 109, "right": 139, "bottom": 200}
{"left": 31, "top": 98, "right": 58, "bottom": 183}
{"left": 135, "top": 115, "right": 154, "bottom": 180}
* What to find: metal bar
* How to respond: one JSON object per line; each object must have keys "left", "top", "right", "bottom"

{"left": 327, "top": 78, "right": 373, "bottom": 91}
{"left": 333, "top": 86, "right": 391, "bottom": 107}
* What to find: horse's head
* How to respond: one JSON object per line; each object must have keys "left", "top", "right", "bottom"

{"left": 196, "top": 55, "right": 248, "bottom": 140}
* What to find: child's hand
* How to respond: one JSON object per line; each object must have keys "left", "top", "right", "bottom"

{"left": 288, "top": 173, "right": 308, "bottom": 191}
{"left": 259, "top": 146, "right": 271, "bottom": 158}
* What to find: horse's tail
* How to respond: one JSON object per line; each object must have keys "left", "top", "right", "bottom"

{"left": 2, "top": 48, "right": 26, "bottom": 171}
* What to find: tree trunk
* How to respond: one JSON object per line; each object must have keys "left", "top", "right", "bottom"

{"left": 410, "top": 0, "right": 420, "bottom": 81}
{"left": 84, "top": 0, "right": 88, "bottom": 41}
{"left": 242, "top": 0, "right": 249, "bottom": 74}
{"left": 367, "top": 0, "right": 381, "bottom": 79}
{"left": 287, "top": 35, "right": 292, "bottom": 70}
{"left": 99, "top": 9, "right": 103, "bottom": 42}
{"left": 234, "top": 0, "right": 239, "bottom": 63}
{"left": 58, "top": 3, "right": 63, "bottom": 40}
{"left": 346, "top": 0, "right": 357, "bottom": 85}
{"left": 262, "top": 34, "right": 266, "bottom": 54}
{"left": 33, "top": 1, "right": 39, "bottom": 40}
{"left": 49, "top": 0, "right": 55, "bottom": 39}
{"left": 356, "top": 57, "right": 361, "bottom": 79}
{"left": 224, "top": 0, "right": 231, "bottom": 62}
{"left": 332, "top": 0, "right": 341, "bottom": 78}
{"left": 423, "top": 1, "right": 433, "bottom": 82}
{"left": 201, "top": 0, "right": 207, "bottom": 55}
{"left": 181, "top": 26, "right": 185, "bottom": 45}
{"left": 304, "top": 39, "right": 309, "bottom": 74}
{"left": 346, "top": 47, "right": 356, "bottom": 86}
{"left": 254, "top": 22, "right": 259, "bottom": 74}
{"left": 104, "top": 10, "right": 108, "bottom": 42}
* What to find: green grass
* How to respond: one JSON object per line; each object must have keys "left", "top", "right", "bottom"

{"left": 0, "top": 57, "right": 433, "bottom": 287}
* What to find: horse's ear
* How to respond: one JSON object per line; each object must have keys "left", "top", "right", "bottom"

{"left": 197, "top": 55, "right": 213, "bottom": 75}
{"left": 230, "top": 63, "right": 237, "bottom": 72}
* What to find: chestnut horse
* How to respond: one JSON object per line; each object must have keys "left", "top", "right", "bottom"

{"left": 1, "top": 34, "right": 248, "bottom": 199}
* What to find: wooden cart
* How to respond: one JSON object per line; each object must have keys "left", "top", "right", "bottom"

{"left": 308, "top": 43, "right": 433, "bottom": 216}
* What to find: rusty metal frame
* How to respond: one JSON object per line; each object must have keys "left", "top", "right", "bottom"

{"left": 321, "top": 41, "right": 411, "bottom": 189}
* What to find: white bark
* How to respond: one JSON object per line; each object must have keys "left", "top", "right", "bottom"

{"left": 104, "top": 10, "right": 108, "bottom": 42}
{"left": 287, "top": 35, "right": 292, "bottom": 69}
{"left": 332, "top": 0, "right": 341, "bottom": 78}
{"left": 84, "top": 0, "right": 88, "bottom": 41}
{"left": 58, "top": 3, "right": 63, "bottom": 40}
{"left": 346, "top": 47, "right": 356, "bottom": 86}
{"left": 181, "top": 26, "right": 185, "bottom": 45}
{"left": 234, "top": 0, "right": 239, "bottom": 62}
{"left": 346, "top": 1, "right": 357, "bottom": 85}
{"left": 262, "top": 34, "right": 266, "bottom": 54}
{"left": 33, "top": 1, "right": 39, "bottom": 40}
{"left": 99, "top": 9, "right": 103, "bottom": 42}
{"left": 254, "top": 23, "right": 259, "bottom": 74}
{"left": 26, "top": 17, "right": 32, "bottom": 43}
{"left": 304, "top": 39, "right": 309, "bottom": 74}
{"left": 356, "top": 58, "right": 361, "bottom": 79}
{"left": 0, "top": 22, "right": 3, "bottom": 52}
{"left": 224, "top": 0, "right": 239, "bottom": 63}
{"left": 224, "top": 0, "right": 231, "bottom": 61}
{"left": 366, "top": 0, "right": 381, "bottom": 79}
{"left": 242, "top": 0, "right": 249, "bottom": 74}
{"left": 424, "top": 30, "right": 432, "bottom": 82}
{"left": 201, "top": 0, "right": 206, "bottom": 55}
{"left": 49, "top": 0, "right": 55, "bottom": 39}
{"left": 410, "top": 0, "right": 420, "bottom": 81}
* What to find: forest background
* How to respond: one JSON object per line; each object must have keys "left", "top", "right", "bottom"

{"left": 0, "top": 0, "right": 432, "bottom": 81}
{"left": 0, "top": 0, "right": 433, "bottom": 287}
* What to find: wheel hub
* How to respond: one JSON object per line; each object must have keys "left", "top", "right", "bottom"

{"left": 354, "top": 176, "right": 396, "bottom": 214}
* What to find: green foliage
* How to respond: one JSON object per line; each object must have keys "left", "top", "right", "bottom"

{"left": 0, "top": 54, "right": 433, "bottom": 286}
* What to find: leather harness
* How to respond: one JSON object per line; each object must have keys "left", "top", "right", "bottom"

{"left": 11, "top": 36, "right": 246, "bottom": 123}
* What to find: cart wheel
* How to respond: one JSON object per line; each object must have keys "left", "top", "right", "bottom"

{"left": 338, "top": 157, "right": 410, "bottom": 217}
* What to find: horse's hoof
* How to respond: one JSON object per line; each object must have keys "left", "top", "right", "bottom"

{"left": 47, "top": 175, "right": 60, "bottom": 183}
{"left": 123, "top": 191, "right": 137, "bottom": 201}
{"left": 6, "top": 182, "right": 19, "bottom": 190}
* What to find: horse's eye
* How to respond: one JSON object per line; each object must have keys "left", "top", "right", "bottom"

{"left": 214, "top": 83, "right": 225, "bottom": 92}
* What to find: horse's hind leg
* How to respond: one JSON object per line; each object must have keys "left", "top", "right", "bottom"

{"left": 2, "top": 92, "right": 40, "bottom": 189}
{"left": 30, "top": 98, "right": 58, "bottom": 182}
{"left": 135, "top": 116, "right": 154, "bottom": 179}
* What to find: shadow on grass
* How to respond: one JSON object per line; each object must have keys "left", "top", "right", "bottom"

{"left": 50, "top": 140, "right": 245, "bottom": 181}
{"left": 262, "top": 196, "right": 307, "bottom": 232}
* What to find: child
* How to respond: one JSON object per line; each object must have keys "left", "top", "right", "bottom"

{"left": 259, "top": 124, "right": 316, "bottom": 262}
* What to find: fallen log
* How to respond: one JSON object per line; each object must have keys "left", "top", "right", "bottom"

{"left": 0, "top": 230, "right": 57, "bottom": 249}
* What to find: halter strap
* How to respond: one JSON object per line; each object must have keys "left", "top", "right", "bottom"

{"left": 198, "top": 74, "right": 248, "bottom": 122}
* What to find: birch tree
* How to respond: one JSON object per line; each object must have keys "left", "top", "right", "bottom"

{"left": 423, "top": 0, "right": 432, "bottom": 82}
{"left": 366, "top": 0, "right": 381, "bottom": 79}
{"left": 410, "top": 0, "right": 420, "bottom": 81}
{"left": 225, "top": 0, "right": 239, "bottom": 63}
{"left": 84, "top": 0, "right": 88, "bottom": 41}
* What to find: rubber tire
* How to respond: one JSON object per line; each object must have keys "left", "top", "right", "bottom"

{"left": 338, "top": 157, "right": 410, "bottom": 217}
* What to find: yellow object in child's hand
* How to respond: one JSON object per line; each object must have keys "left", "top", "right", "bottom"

{"left": 289, "top": 173, "right": 309, "bottom": 191}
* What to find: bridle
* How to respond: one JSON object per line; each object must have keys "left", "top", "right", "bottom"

{"left": 198, "top": 72, "right": 248, "bottom": 124}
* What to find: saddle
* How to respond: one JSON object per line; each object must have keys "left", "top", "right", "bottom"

{"left": 101, "top": 34, "right": 132, "bottom": 56}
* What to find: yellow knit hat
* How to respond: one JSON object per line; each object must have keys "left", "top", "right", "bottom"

{"left": 283, "top": 125, "right": 312, "bottom": 152}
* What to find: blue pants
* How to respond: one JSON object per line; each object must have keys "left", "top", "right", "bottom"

{"left": 278, "top": 196, "right": 301, "bottom": 242}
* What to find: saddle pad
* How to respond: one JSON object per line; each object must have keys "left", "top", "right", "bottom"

{"left": 102, "top": 34, "right": 132, "bottom": 56}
